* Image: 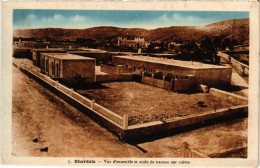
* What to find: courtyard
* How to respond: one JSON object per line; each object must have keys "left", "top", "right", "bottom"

{"left": 12, "top": 65, "right": 247, "bottom": 157}
{"left": 77, "top": 82, "right": 240, "bottom": 125}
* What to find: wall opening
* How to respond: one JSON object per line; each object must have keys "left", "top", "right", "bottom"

{"left": 56, "top": 63, "right": 60, "bottom": 77}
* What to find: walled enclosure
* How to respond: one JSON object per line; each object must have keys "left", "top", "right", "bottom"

{"left": 112, "top": 56, "right": 232, "bottom": 87}
{"left": 40, "top": 53, "right": 96, "bottom": 83}
{"left": 13, "top": 61, "right": 248, "bottom": 141}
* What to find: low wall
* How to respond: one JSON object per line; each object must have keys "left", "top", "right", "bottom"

{"left": 219, "top": 52, "right": 249, "bottom": 76}
{"left": 123, "top": 104, "right": 248, "bottom": 141}
{"left": 119, "top": 68, "right": 133, "bottom": 73}
{"left": 101, "top": 64, "right": 133, "bottom": 74}
{"left": 56, "top": 82, "right": 71, "bottom": 95}
{"left": 153, "top": 78, "right": 164, "bottom": 88}
{"left": 198, "top": 84, "right": 209, "bottom": 93}
{"left": 174, "top": 75, "right": 195, "bottom": 92}
{"left": 93, "top": 103, "right": 123, "bottom": 126}
{"left": 15, "top": 63, "right": 126, "bottom": 138}
{"left": 143, "top": 76, "right": 153, "bottom": 85}
{"left": 209, "top": 88, "right": 248, "bottom": 105}
{"left": 96, "top": 74, "right": 134, "bottom": 82}
{"left": 142, "top": 75, "right": 172, "bottom": 90}
{"left": 70, "top": 91, "right": 92, "bottom": 108}
{"left": 100, "top": 64, "right": 116, "bottom": 74}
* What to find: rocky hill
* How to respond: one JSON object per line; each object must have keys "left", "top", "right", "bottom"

{"left": 13, "top": 18, "right": 249, "bottom": 44}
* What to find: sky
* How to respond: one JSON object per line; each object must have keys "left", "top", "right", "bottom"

{"left": 13, "top": 10, "right": 249, "bottom": 29}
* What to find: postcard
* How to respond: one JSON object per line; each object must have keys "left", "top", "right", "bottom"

{"left": 1, "top": 1, "right": 259, "bottom": 167}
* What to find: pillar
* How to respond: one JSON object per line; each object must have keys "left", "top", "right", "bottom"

{"left": 142, "top": 72, "right": 144, "bottom": 83}
{"left": 91, "top": 99, "right": 95, "bottom": 110}
{"left": 55, "top": 80, "right": 59, "bottom": 87}
{"left": 170, "top": 78, "right": 174, "bottom": 91}
{"left": 70, "top": 88, "right": 73, "bottom": 96}
{"left": 163, "top": 76, "right": 165, "bottom": 88}
{"left": 152, "top": 74, "right": 154, "bottom": 86}
{"left": 123, "top": 114, "right": 128, "bottom": 129}
{"left": 242, "top": 66, "right": 245, "bottom": 77}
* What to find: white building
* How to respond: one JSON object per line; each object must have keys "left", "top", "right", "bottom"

{"left": 118, "top": 37, "right": 149, "bottom": 48}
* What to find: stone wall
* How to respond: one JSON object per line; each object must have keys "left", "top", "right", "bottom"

{"left": 174, "top": 75, "right": 195, "bottom": 92}
{"left": 100, "top": 64, "right": 133, "bottom": 74}
{"left": 194, "top": 68, "right": 232, "bottom": 87}
{"left": 142, "top": 74, "right": 173, "bottom": 90}
{"left": 209, "top": 88, "right": 248, "bottom": 105}
{"left": 100, "top": 64, "right": 116, "bottom": 74}
{"left": 219, "top": 52, "right": 249, "bottom": 76}
{"left": 123, "top": 104, "right": 248, "bottom": 141}
{"left": 96, "top": 74, "right": 134, "bottom": 82}
{"left": 63, "top": 59, "right": 96, "bottom": 83}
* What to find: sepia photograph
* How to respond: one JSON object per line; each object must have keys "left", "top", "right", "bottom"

{"left": 1, "top": 1, "right": 259, "bottom": 167}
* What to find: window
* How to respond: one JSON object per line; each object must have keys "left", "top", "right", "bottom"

{"left": 52, "top": 61, "right": 55, "bottom": 75}
{"left": 46, "top": 59, "right": 49, "bottom": 73}
{"left": 56, "top": 63, "right": 59, "bottom": 77}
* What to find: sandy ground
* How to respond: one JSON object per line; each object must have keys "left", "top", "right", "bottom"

{"left": 12, "top": 66, "right": 143, "bottom": 157}
{"left": 12, "top": 65, "right": 247, "bottom": 157}
{"left": 77, "top": 82, "right": 240, "bottom": 125}
{"left": 78, "top": 82, "right": 239, "bottom": 117}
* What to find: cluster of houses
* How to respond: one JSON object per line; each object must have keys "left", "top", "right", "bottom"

{"left": 13, "top": 42, "right": 233, "bottom": 92}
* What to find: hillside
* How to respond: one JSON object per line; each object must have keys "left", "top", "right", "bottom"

{"left": 13, "top": 18, "right": 249, "bottom": 44}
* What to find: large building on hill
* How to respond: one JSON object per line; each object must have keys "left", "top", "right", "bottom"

{"left": 118, "top": 37, "right": 149, "bottom": 49}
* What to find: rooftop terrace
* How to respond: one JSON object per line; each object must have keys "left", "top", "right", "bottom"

{"left": 32, "top": 48, "right": 65, "bottom": 52}
{"left": 41, "top": 53, "right": 95, "bottom": 60}
{"left": 115, "top": 55, "right": 229, "bottom": 69}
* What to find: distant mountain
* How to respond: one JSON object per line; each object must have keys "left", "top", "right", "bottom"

{"left": 13, "top": 18, "right": 249, "bottom": 44}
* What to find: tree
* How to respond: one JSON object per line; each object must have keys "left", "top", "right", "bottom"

{"left": 200, "top": 37, "right": 219, "bottom": 64}
{"left": 221, "top": 38, "right": 231, "bottom": 50}
{"left": 181, "top": 40, "right": 198, "bottom": 59}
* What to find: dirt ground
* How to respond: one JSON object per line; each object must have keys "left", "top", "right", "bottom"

{"left": 12, "top": 65, "right": 247, "bottom": 157}
{"left": 77, "top": 82, "right": 240, "bottom": 125}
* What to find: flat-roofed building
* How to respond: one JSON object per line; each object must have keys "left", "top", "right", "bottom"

{"left": 40, "top": 53, "right": 96, "bottom": 83}
{"left": 118, "top": 37, "right": 149, "bottom": 49}
{"left": 112, "top": 55, "right": 232, "bottom": 87}
{"left": 13, "top": 47, "right": 32, "bottom": 59}
{"left": 67, "top": 50, "right": 111, "bottom": 65}
{"left": 32, "top": 48, "right": 66, "bottom": 67}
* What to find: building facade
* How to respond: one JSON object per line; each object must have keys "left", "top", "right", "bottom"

{"left": 112, "top": 56, "right": 232, "bottom": 87}
{"left": 32, "top": 48, "right": 66, "bottom": 67}
{"left": 118, "top": 37, "right": 149, "bottom": 49}
{"left": 40, "top": 53, "right": 96, "bottom": 83}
